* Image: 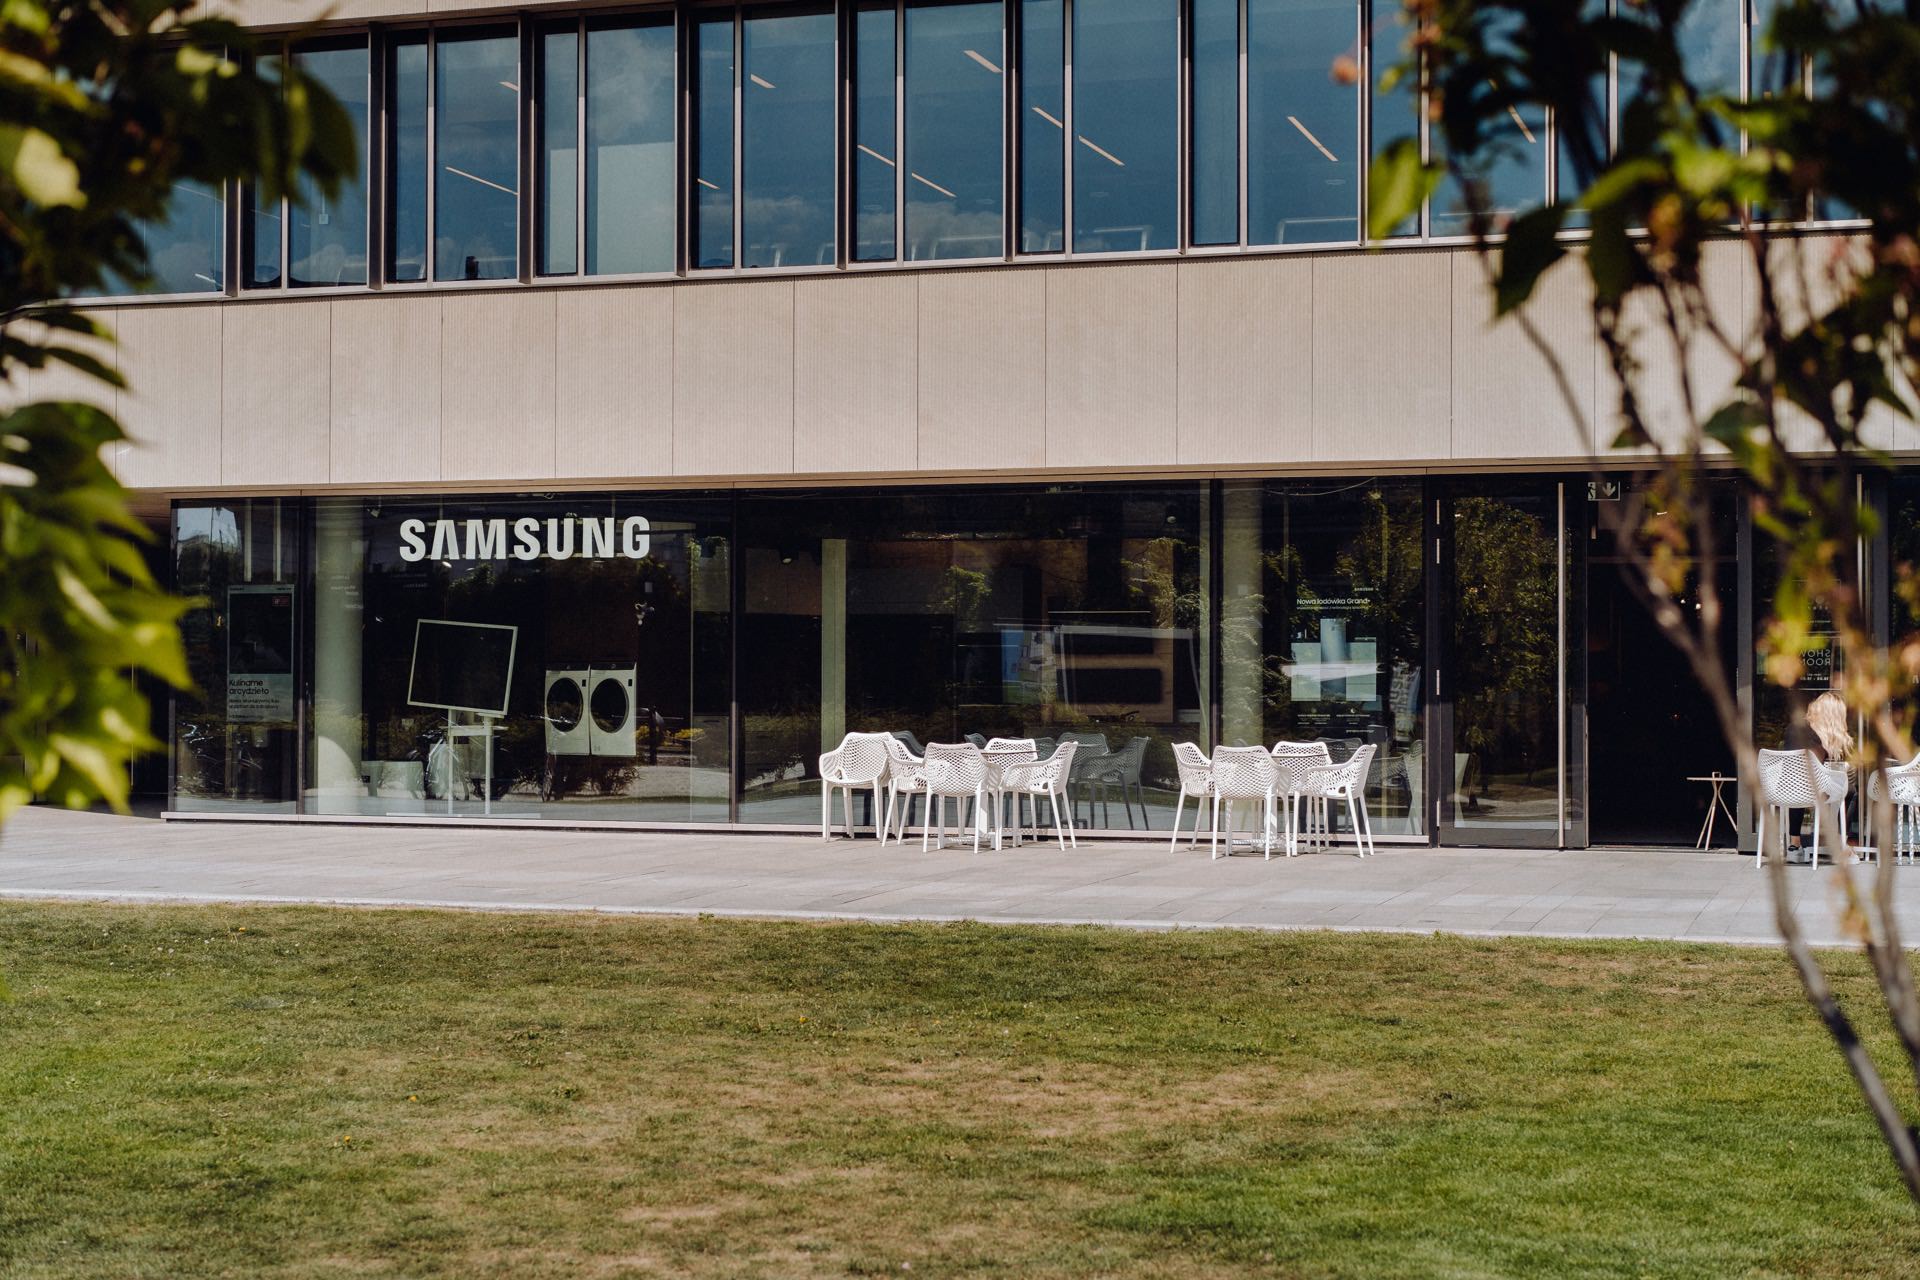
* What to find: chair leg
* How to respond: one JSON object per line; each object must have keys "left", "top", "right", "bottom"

{"left": 1347, "top": 792, "right": 1365, "bottom": 857}
{"left": 1171, "top": 792, "right": 1186, "bottom": 852}
{"left": 1262, "top": 794, "right": 1274, "bottom": 860}
{"left": 1359, "top": 793, "right": 1376, "bottom": 856}
{"left": 822, "top": 782, "right": 832, "bottom": 840}
{"left": 1211, "top": 794, "right": 1222, "bottom": 860}
{"left": 1756, "top": 807, "right": 1766, "bottom": 868}
{"left": 1810, "top": 805, "right": 1821, "bottom": 869}
{"left": 973, "top": 789, "right": 984, "bottom": 853}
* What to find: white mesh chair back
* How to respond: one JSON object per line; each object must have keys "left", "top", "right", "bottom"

{"left": 1758, "top": 748, "right": 1824, "bottom": 807}
{"left": 1211, "top": 746, "right": 1277, "bottom": 801}
{"left": 1887, "top": 768, "right": 1920, "bottom": 806}
{"left": 829, "top": 732, "right": 893, "bottom": 786}
{"left": 885, "top": 735, "right": 925, "bottom": 778}
{"left": 1271, "top": 740, "right": 1331, "bottom": 794}
{"left": 1172, "top": 741, "right": 1212, "bottom": 793}
{"left": 984, "top": 737, "right": 1038, "bottom": 758}
{"left": 1006, "top": 740, "right": 1078, "bottom": 792}
{"left": 1062, "top": 731, "right": 1110, "bottom": 754}
{"left": 1332, "top": 744, "right": 1377, "bottom": 794}
{"left": 1109, "top": 736, "right": 1150, "bottom": 782}
{"left": 923, "top": 743, "right": 987, "bottom": 795}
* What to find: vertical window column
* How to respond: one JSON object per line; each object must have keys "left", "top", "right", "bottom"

{"left": 434, "top": 27, "right": 521, "bottom": 281}
{"left": 903, "top": 0, "right": 1004, "bottom": 261}
{"left": 1248, "top": 0, "right": 1359, "bottom": 245}
{"left": 1070, "top": 0, "right": 1178, "bottom": 253}
{"left": 851, "top": 2, "right": 899, "bottom": 261}
{"left": 1188, "top": 0, "right": 1239, "bottom": 247}
{"left": 387, "top": 32, "right": 431, "bottom": 282}
{"left": 1017, "top": 0, "right": 1064, "bottom": 253}
{"left": 742, "top": 6, "right": 838, "bottom": 269}
{"left": 536, "top": 23, "right": 580, "bottom": 276}
{"left": 692, "top": 15, "right": 738, "bottom": 269}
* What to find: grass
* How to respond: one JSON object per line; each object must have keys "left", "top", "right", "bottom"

{"left": 2, "top": 903, "right": 1919, "bottom": 1278}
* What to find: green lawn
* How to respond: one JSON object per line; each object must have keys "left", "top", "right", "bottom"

{"left": 2, "top": 903, "right": 1918, "bottom": 1279}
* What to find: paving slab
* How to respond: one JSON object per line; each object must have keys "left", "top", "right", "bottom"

{"left": 3, "top": 806, "right": 1919, "bottom": 946}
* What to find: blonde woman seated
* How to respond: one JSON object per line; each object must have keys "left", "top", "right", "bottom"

{"left": 1782, "top": 690, "right": 1853, "bottom": 860}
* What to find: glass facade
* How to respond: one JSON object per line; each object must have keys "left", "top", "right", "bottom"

{"left": 166, "top": 478, "right": 1920, "bottom": 853}
{"left": 92, "top": 0, "right": 1843, "bottom": 298}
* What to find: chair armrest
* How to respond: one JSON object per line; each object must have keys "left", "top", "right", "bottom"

{"left": 818, "top": 748, "right": 842, "bottom": 780}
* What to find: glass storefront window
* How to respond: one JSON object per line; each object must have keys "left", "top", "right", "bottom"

{"left": 738, "top": 485, "right": 1211, "bottom": 830}
{"left": 173, "top": 501, "right": 302, "bottom": 812}
{"left": 904, "top": 0, "right": 1004, "bottom": 261}
{"left": 1248, "top": 0, "right": 1359, "bottom": 245}
{"left": 307, "top": 494, "right": 732, "bottom": 821}
{"left": 1071, "top": 0, "right": 1178, "bottom": 253}
{"left": 742, "top": 6, "right": 837, "bottom": 269}
{"left": 1219, "top": 480, "right": 1428, "bottom": 838}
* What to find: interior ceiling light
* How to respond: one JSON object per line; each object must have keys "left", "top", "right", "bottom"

{"left": 1288, "top": 115, "right": 1339, "bottom": 162}
{"left": 1076, "top": 135, "right": 1124, "bottom": 167}
{"left": 499, "top": 80, "right": 518, "bottom": 92}
{"left": 444, "top": 165, "right": 515, "bottom": 196}
{"left": 1032, "top": 105, "right": 1064, "bottom": 129}
{"left": 1506, "top": 104, "right": 1537, "bottom": 144}
{"left": 910, "top": 171, "right": 957, "bottom": 198}
{"left": 857, "top": 143, "right": 896, "bottom": 167}
{"left": 750, "top": 73, "right": 776, "bottom": 89}
{"left": 963, "top": 48, "right": 1001, "bottom": 74}
{"left": 696, "top": 177, "right": 722, "bottom": 191}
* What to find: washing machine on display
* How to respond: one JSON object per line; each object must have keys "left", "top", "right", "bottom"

{"left": 588, "top": 666, "right": 638, "bottom": 758}
{"left": 543, "top": 669, "right": 591, "bottom": 755}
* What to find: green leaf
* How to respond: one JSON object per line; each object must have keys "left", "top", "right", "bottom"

{"left": 1367, "top": 138, "right": 1439, "bottom": 242}
{"left": 0, "top": 125, "right": 82, "bottom": 208}
{"left": 1494, "top": 205, "right": 1568, "bottom": 316}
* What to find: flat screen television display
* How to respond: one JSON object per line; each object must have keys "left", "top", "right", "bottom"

{"left": 407, "top": 619, "right": 518, "bottom": 717}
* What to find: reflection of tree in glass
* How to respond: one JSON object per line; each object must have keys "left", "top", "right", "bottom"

{"left": 1451, "top": 497, "right": 1555, "bottom": 779}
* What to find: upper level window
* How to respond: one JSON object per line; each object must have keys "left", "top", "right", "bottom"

{"left": 1188, "top": 0, "right": 1238, "bottom": 247}
{"left": 904, "top": 0, "right": 1004, "bottom": 261}
{"left": 1071, "top": 0, "right": 1178, "bottom": 253}
{"left": 128, "top": 181, "right": 226, "bottom": 295}
{"left": 743, "top": 6, "right": 837, "bottom": 268}
{"left": 538, "top": 15, "right": 676, "bottom": 277}
{"left": 850, "top": 2, "right": 897, "bottom": 262}
{"left": 1248, "top": 0, "right": 1358, "bottom": 245}
{"left": 691, "top": 14, "right": 736, "bottom": 269}
{"left": 246, "top": 37, "right": 371, "bottom": 289}
{"left": 1017, "top": 0, "right": 1064, "bottom": 254}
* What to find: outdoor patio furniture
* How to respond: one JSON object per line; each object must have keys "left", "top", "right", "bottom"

{"left": 998, "top": 741, "right": 1080, "bottom": 850}
{"left": 1032, "top": 736, "right": 1058, "bottom": 761}
{"left": 1210, "top": 746, "right": 1281, "bottom": 860}
{"left": 1169, "top": 741, "right": 1214, "bottom": 852}
{"left": 1868, "top": 756, "right": 1920, "bottom": 863}
{"left": 1300, "top": 743, "right": 1378, "bottom": 857}
{"left": 1271, "top": 741, "right": 1332, "bottom": 852}
{"left": 880, "top": 735, "right": 929, "bottom": 844}
{"left": 965, "top": 733, "right": 988, "bottom": 749}
{"left": 891, "top": 729, "right": 927, "bottom": 755}
{"left": 1756, "top": 748, "right": 1847, "bottom": 868}
{"left": 819, "top": 732, "right": 893, "bottom": 839}
{"left": 981, "top": 739, "right": 1039, "bottom": 835}
{"left": 922, "top": 742, "right": 992, "bottom": 852}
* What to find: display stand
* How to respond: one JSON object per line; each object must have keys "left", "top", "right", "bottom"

{"left": 445, "top": 712, "right": 499, "bottom": 815}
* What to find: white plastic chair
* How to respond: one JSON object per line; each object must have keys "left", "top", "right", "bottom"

{"left": 1868, "top": 756, "right": 1920, "bottom": 864}
{"left": 1300, "top": 744, "right": 1378, "bottom": 857}
{"left": 981, "top": 738, "right": 1038, "bottom": 836}
{"left": 819, "top": 732, "right": 893, "bottom": 839}
{"left": 1210, "top": 746, "right": 1281, "bottom": 860}
{"left": 1169, "top": 741, "right": 1214, "bottom": 851}
{"left": 1271, "top": 741, "right": 1333, "bottom": 851}
{"left": 1756, "top": 748, "right": 1847, "bottom": 868}
{"left": 922, "top": 742, "right": 991, "bottom": 852}
{"left": 880, "top": 736, "right": 929, "bottom": 844}
{"left": 999, "top": 741, "right": 1080, "bottom": 850}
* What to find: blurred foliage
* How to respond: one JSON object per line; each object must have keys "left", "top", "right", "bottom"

{"left": 0, "top": 0, "right": 352, "bottom": 822}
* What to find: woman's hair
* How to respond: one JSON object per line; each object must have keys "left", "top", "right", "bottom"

{"left": 1807, "top": 691, "right": 1854, "bottom": 761}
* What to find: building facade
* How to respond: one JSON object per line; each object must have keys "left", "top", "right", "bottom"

{"left": 79, "top": 0, "right": 1910, "bottom": 847}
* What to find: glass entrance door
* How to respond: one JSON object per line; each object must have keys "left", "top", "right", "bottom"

{"left": 1434, "top": 481, "right": 1575, "bottom": 846}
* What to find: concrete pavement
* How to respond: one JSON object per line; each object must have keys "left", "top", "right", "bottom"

{"left": 0, "top": 805, "right": 1909, "bottom": 945}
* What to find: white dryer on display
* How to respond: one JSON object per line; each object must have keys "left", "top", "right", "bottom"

{"left": 543, "top": 668, "right": 591, "bottom": 755}
{"left": 588, "top": 666, "right": 638, "bottom": 758}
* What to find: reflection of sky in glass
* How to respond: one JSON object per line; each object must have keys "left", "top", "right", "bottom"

{"left": 245, "top": 54, "right": 283, "bottom": 288}
{"left": 904, "top": 1, "right": 1003, "bottom": 261}
{"left": 291, "top": 42, "right": 370, "bottom": 287}
{"left": 1249, "top": 0, "right": 1358, "bottom": 244}
{"left": 852, "top": 4, "right": 897, "bottom": 261}
{"left": 693, "top": 17, "right": 735, "bottom": 268}
{"left": 434, "top": 28, "right": 519, "bottom": 281}
{"left": 1676, "top": 0, "right": 1743, "bottom": 99}
{"left": 130, "top": 180, "right": 224, "bottom": 294}
{"left": 1190, "top": 0, "right": 1238, "bottom": 246}
{"left": 1555, "top": 0, "right": 1607, "bottom": 228}
{"left": 1018, "top": 0, "right": 1063, "bottom": 254}
{"left": 743, "top": 8, "right": 836, "bottom": 269}
{"left": 587, "top": 18, "right": 675, "bottom": 274}
{"left": 1432, "top": 8, "right": 1544, "bottom": 235}
{"left": 1072, "top": 0, "right": 1177, "bottom": 252}
{"left": 538, "top": 27, "right": 578, "bottom": 276}
{"left": 387, "top": 34, "right": 428, "bottom": 282}
{"left": 1369, "top": 8, "right": 1419, "bottom": 236}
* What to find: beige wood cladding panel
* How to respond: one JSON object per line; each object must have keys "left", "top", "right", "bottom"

{"left": 440, "top": 291, "right": 557, "bottom": 483}
{"left": 1609, "top": 240, "right": 1748, "bottom": 455}
{"left": 113, "top": 305, "right": 224, "bottom": 489}
{"left": 222, "top": 301, "right": 332, "bottom": 486}
{"left": 1450, "top": 252, "right": 1598, "bottom": 460}
{"left": 1176, "top": 256, "right": 1313, "bottom": 465}
{"left": 793, "top": 275, "right": 918, "bottom": 474}
{"left": 1310, "top": 252, "right": 1451, "bottom": 464}
{"left": 330, "top": 294, "right": 442, "bottom": 486}
{"left": 555, "top": 287, "right": 673, "bottom": 481}
{"left": 916, "top": 269, "right": 1046, "bottom": 471}
{"left": 1045, "top": 264, "right": 1178, "bottom": 468}
{"left": 672, "top": 280, "right": 795, "bottom": 477}
{"left": 201, "top": 0, "right": 421, "bottom": 25}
